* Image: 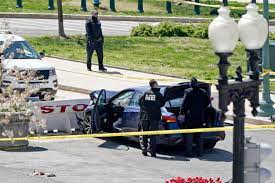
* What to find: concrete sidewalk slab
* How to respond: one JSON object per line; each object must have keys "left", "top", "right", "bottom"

{"left": 46, "top": 57, "right": 274, "bottom": 124}
{"left": 45, "top": 57, "right": 183, "bottom": 91}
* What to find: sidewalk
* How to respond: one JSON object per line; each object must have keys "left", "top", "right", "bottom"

{"left": 46, "top": 57, "right": 274, "bottom": 124}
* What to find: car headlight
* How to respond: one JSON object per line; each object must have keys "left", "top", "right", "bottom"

{"left": 49, "top": 69, "right": 56, "bottom": 76}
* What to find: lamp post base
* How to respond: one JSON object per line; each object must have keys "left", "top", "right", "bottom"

{"left": 258, "top": 74, "right": 275, "bottom": 117}
{"left": 258, "top": 102, "right": 275, "bottom": 117}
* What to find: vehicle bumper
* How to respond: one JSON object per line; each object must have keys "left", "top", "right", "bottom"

{"left": 156, "top": 131, "right": 225, "bottom": 145}
{"left": 2, "top": 75, "right": 58, "bottom": 96}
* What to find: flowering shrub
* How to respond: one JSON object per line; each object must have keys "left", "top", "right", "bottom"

{"left": 165, "top": 176, "right": 222, "bottom": 183}
{"left": 0, "top": 34, "right": 47, "bottom": 138}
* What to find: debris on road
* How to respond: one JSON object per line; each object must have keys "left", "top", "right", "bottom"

{"left": 29, "top": 171, "right": 56, "bottom": 177}
{"left": 29, "top": 171, "right": 45, "bottom": 176}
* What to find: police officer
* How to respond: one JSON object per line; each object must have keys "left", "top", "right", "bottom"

{"left": 180, "top": 78, "right": 211, "bottom": 156}
{"left": 85, "top": 11, "right": 107, "bottom": 71}
{"left": 139, "top": 79, "right": 165, "bottom": 157}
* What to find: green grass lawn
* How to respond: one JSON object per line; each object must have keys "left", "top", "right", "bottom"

{"left": 2, "top": 0, "right": 275, "bottom": 18}
{"left": 27, "top": 35, "right": 248, "bottom": 81}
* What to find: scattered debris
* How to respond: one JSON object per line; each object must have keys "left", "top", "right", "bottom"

{"left": 29, "top": 171, "right": 56, "bottom": 178}
{"left": 29, "top": 171, "right": 45, "bottom": 176}
{"left": 46, "top": 173, "right": 56, "bottom": 177}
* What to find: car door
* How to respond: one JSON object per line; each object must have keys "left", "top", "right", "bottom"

{"left": 120, "top": 91, "right": 143, "bottom": 132}
{"left": 92, "top": 89, "right": 107, "bottom": 132}
{"left": 108, "top": 90, "right": 135, "bottom": 129}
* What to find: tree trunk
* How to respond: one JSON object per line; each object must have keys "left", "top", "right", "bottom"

{"left": 57, "top": 0, "right": 68, "bottom": 38}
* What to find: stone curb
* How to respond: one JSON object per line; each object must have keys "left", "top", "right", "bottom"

{"left": 55, "top": 57, "right": 272, "bottom": 125}
{"left": 48, "top": 56, "right": 185, "bottom": 80}
{"left": 59, "top": 84, "right": 91, "bottom": 94}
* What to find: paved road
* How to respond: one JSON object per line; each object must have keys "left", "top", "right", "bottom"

{"left": 0, "top": 130, "right": 274, "bottom": 183}
{"left": 0, "top": 18, "right": 275, "bottom": 37}
{"left": 55, "top": 89, "right": 87, "bottom": 100}
{"left": 0, "top": 18, "right": 156, "bottom": 37}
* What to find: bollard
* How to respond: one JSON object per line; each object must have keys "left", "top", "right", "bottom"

{"left": 110, "top": 0, "right": 116, "bottom": 12}
{"left": 16, "top": 0, "right": 23, "bottom": 8}
{"left": 166, "top": 1, "right": 172, "bottom": 14}
{"left": 93, "top": 0, "right": 100, "bottom": 8}
{"left": 138, "top": 0, "right": 144, "bottom": 13}
{"left": 223, "top": 0, "right": 228, "bottom": 6}
{"left": 194, "top": 0, "right": 200, "bottom": 15}
{"left": 81, "top": 0, "right": 88, "bottom": 11}
{"left": 48, "top": 0, "right": 55, "bottom": 10}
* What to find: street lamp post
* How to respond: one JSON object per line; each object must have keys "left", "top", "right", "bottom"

{"left": 259, "top": 0, "right": 275, "bottom": 117}
{"left": 48, "top": 0, "right": 55, "bottom": 10}
{"left": 16, "top": 0, "right": 23, "bottom": 8}
{"left": 81, "top": 0, "right": 88, "bottom": 11}
{"left": 209, "top": 4, "right": 268, "bottom": 183}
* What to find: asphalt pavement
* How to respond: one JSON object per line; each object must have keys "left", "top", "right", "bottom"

{"left": 0, "top": 18, "right": 156, "bottom": 37}
{"left": 0, "top": 130, "right": 274, "bottom": 183}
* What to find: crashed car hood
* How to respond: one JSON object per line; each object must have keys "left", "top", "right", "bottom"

{"left": 3, "top": 59, "right": 55, "bottom": 70}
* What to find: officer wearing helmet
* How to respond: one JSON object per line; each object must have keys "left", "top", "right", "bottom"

{"left": 85, "top": 11, "right": 107, "bottom": 71}
{"left": 139, "top": 79, "right": 165, "bottom": 157}
{"left": 180, "top": 78, "right": 211, "bottom": 156}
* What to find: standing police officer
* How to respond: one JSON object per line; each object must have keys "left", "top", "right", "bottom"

{"left": 139, "top": 79, "right": 165, "bottom": 157}
{"left": 180, "top": 78, "right": 211, "bottom": 156}
{"left": 85, "top": 11, "right": 107, "bottom": 71}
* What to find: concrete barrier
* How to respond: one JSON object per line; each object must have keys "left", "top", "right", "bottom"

{"left": 32, "top": 98, "right": 90, "bottom": 134}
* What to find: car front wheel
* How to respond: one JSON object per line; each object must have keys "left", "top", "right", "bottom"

{"left": 204, "top": 141, "right": 217, "bottom": 149}
{"left": 83, "top": 113, "right": 94, "bottom": 134}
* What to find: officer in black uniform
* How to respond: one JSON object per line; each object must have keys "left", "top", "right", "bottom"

{"left": 85, "top": 11, "right": 107, "bottom": 71}
{"left": 180, "top": 78, "right": 211, "bottom": 156}
{"left": 139, "top": 79, "right": 165, "bottom": 157}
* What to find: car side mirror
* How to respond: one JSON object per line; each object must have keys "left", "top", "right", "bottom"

{"left": 39, "top": 52, "right": 45, "bottom": 58}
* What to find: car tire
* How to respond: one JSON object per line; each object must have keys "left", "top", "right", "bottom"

{"left": 204, "top": 141, "right": 217, "bottom": 149}
{"left": 83, "top": 113, "right": 94, "bottom": 134}
{"left": 38, "top": 95, "right": 45, "bottom": 101}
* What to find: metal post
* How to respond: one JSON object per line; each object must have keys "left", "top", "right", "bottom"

{"left": 166, "top": 1, "right": 172, "bottom": 14}
{"left": 16, "top": 0, "right": 23, "bottom": 8}
{"left": 110, "top": 0, "right": 116, "bottom": 12}
{"left": 93, "top": 0, "right": 100, "bottom": 8}
{"left": 216, "top": 50, "right": 261, "bottom": 183}
{"left": 81, "top": 0, "right": 88, "bottom": 11}
{"left": 259, "top": 0, "right": 275, "bottom": 116}
{"left": 223, "top": 0, "right": 228, "bottom": 6}
{"left": 138, "top": 0, "right": 144, "bottom": 13}
{"left": 194, "top": 0, "right": 200, "bottom": 15}
{"left": 48, "top": 0, "right": 55, "bottom": 10}
{"left": 233, "top": 97, "right": 245, "bottom": 183}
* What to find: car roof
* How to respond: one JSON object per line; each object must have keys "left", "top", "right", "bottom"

{"left": 0, "top": 34, "right": 25, "bottom": 42}
{"left": 130, "top": 85, "right": 168, "bottom": 92}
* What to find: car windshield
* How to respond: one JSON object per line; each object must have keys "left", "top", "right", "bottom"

{"left": 1, "top": 41, "right": 40, "bottom": 59}
{"left": 164, "top": 98, "right": 184, "bottom": 108}
{"left": 160, "top": 87, "right": 184, "bottom": 108}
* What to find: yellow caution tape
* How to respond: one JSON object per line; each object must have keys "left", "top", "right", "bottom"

{"left": 167, "top": 0, "right": 275, "bottom": 13}
{"left": 260, "top": 69, "right": 275, "bottom": 77}
{"left": 0, "top": 124, "right": 275, "bottom": 142}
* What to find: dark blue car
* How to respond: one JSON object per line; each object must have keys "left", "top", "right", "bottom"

{"left": 82, "top": 82, "right": 225, "bottom": 149}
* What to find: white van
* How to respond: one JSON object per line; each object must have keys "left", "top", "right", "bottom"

{"left": 0, "top": 31, "right": 58, "bottom": 100}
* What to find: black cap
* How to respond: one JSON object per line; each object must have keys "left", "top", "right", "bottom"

{"left": 190, "top": 77, "right": 198, "bottom": 88}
